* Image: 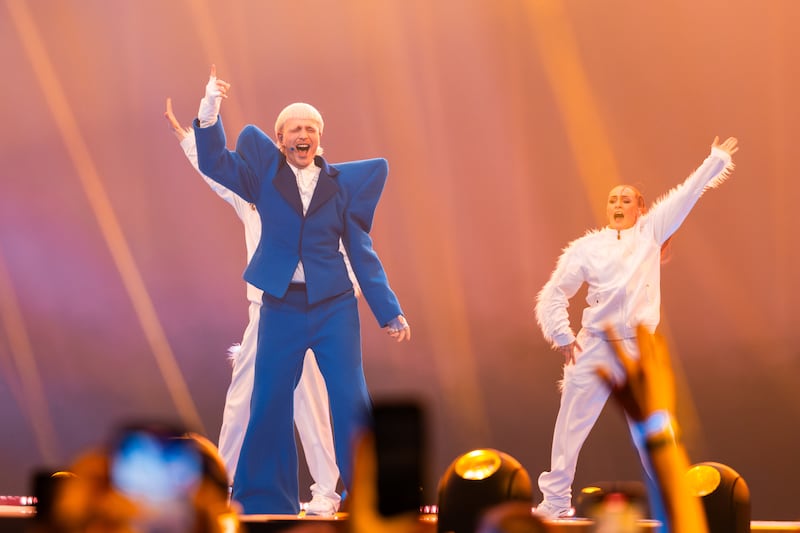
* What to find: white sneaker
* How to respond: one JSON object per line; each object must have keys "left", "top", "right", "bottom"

{"left": 534, "top": 501, "right": 574, "bottom": 519}
{"left": 304, "top": 494, "right": 339, "bottom": 516}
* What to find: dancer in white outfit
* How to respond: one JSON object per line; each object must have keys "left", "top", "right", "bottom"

{"left": 165, "top": 99, "right": 346, "bottom": 515}
{"left": 533, "top": 136, "right": 739, "bottom": 521}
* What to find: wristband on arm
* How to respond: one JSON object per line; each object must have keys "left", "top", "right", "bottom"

{"left": 632, "top": 410, "right": 679, "bottom": 452}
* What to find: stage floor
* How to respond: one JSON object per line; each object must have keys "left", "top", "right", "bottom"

{"left": 240, "top": 514, "right": 799, "bottom": 532}
{"left": 3, "top": 506, "right": 799, "bottom": 533}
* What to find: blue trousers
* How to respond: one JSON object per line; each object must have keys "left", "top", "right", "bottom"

{"left": 231, "top": 285, "right": 371, "bottom": 514}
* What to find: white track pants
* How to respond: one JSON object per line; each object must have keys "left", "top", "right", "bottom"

{"left": 538, "top": 331, "right": 637, "bottom": 507}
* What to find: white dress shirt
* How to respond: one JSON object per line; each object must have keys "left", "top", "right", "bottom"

{"left": 288, "top": 162, "right": 321, "bottom": 283}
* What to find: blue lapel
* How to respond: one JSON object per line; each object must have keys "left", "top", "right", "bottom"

{"left": 272, "top": 162, "right": 303, "bottom": 216}
{"left": 307, "top": 157, "right": 340, "bottom": 217}
{"left": 273, "top": 156, "right": 340, "bottom": 217}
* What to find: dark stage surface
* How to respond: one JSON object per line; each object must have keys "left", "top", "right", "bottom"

{"left": 2, "top": 507, "right": 800, "bottom": 533}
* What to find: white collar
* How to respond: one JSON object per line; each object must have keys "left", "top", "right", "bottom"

{"left": 288, "top": 161, "right": 320, "bottom": 178}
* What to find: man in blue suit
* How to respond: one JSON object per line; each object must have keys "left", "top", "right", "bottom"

{"left": 193, "top": 66, "right": 411, "bottom": 514}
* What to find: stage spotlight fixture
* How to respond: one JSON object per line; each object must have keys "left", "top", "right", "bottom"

{"left": 31, "top": 469, "right": 77, "bottom": 524}
{"left": 437, "top": 448, "right": 533, "bottom": 533}
{"left": 686, "top": 461, "right": 750, "bottom": 533}
{"left": 575, "top": 480, "right": 648, "bottom": 519}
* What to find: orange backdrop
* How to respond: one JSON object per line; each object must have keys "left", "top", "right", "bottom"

{"left": 1, "top": 0, "right": 797, "bottom": 520}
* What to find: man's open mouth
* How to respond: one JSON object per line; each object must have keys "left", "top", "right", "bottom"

{"left": 296, "top": 144, "right": 310, "bottom": 153}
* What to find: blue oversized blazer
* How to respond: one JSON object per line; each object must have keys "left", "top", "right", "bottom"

{"left": 193, "top": 117, "right": 402, "bottom": 327}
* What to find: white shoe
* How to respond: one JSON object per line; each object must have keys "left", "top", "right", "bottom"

{"left": 534, "top": 501, "right": 574, "bottom": 519}
{"left": 304, "top": 494, "right": 339, "bottom": 516}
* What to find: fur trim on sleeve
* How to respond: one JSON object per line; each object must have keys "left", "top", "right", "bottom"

{"left": 227, "top": 344, "right": 241, "bottom": 367}
{"left": 534, "top": 233, "right": 590, "bottom": 348}
{"left": 703, "top": 150, "right": 735, "bottom": 192}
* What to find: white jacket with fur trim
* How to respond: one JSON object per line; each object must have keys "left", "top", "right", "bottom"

{"left": 535, "top": 147, "right": 734, "bottom": 348}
